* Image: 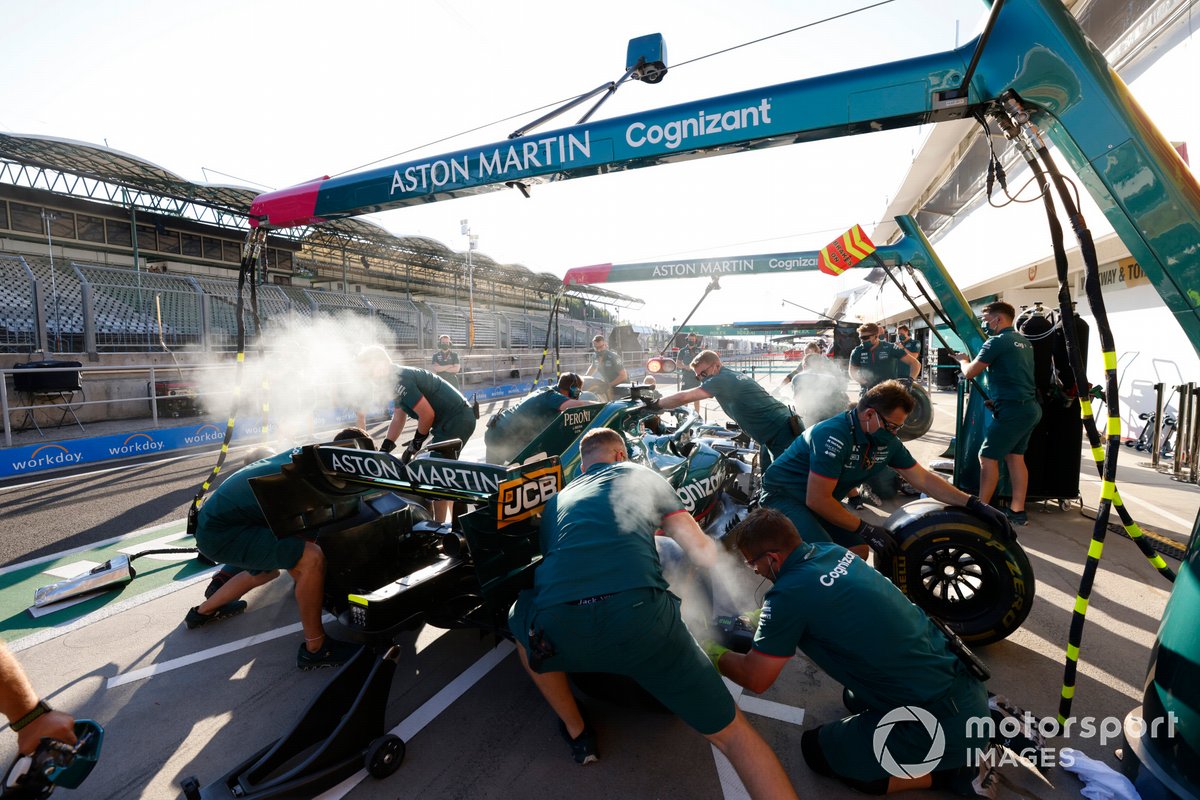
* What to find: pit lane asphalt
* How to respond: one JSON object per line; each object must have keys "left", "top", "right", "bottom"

{"left": 1, "top": 384, "right": 1195, "bottom": 799}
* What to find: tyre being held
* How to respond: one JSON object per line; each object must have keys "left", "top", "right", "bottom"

{"left": 884, "top": 499, "right": 1035, "bottom": 646}
{"left": 896, "top": 382, "right": 934, "bottom": 441}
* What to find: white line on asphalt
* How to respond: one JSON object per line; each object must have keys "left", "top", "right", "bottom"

{"left": 714, "top": 677, "right": 751, "bottom": 800}
{"left": 313, "top": 641, "right": 516, "bottom": 800}
{"left": 1078, "top": 472, "right": 1195, "bottom": 530}
{"left": 0, "top": 518, "right": 186, "bottom": 579}
{"left": 737, "top": 694, "right": 806, "bottom": 727}
{"left": 10, "top": 568, "right": 214, "bottom": 653}
{"left": 105, "top": 615, "right": 336, "bottom": 689}
{"left": 42, "top": 561, "right": 101, "bottom": 580}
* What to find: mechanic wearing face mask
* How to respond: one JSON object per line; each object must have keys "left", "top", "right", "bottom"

{"left": 431, "top": 334, "right": 462, "bottom": 390}
{"left": 484, "top": 372, "right": 594, "bottom": 464}
{"left": 759, "top": 381, "right": 1013, "bottom": 561}
{"left": 708, "top": 508, "right": 995, "bottom": 798}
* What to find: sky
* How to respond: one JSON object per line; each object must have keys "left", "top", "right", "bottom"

{"left": 3, "top": 0, "right": 988, "bottom": 330}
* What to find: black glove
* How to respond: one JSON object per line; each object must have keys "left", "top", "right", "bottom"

{"left": 400, "top": 444, "right": 418, "bottom": 465}
{"left": 966, "top": 495, "right": 1016, "bottom": 539}
{"left": 897, "top": 377, "right": 914, "bottom": 390}
{"left": 856, "top": 520, "right": 898, "bottom": 560}
{"left": 380, "top": 438, "right": 397, "bottom": 454}
{"left": 643, "top": 398, "right": 662, "bottom": 412}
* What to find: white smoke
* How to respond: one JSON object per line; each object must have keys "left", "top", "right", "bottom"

{"left": 190, "top": 311, "right": 397, "bottom": 448}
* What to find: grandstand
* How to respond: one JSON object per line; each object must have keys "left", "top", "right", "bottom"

{"left": 0, "top": 132, "right": 646, "bottom": 360}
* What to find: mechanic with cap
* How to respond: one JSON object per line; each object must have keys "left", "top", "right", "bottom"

{"left": 708, "top": 507, "right": 995, "bottom": 798}
{"left": 849, "top": 322, "right": 920, "bottom": 396}
{"left": 431, "top": 334, "right": 462, "bottom": 390}
{"left": 187, "top": 428, "right": 374, "bottom": 670}
{"left": 484, "top": 372, "right": 593, "bottom": 464}
{"left": 585, "top": 335, "right": 628, "bottom": 400}
{"left": 954, "top": 301, "right": 1040, "bottom": 526}
{"left": 509, "top": 428, "right": 797, "bottom": 798}
{"left": 651, "top": 349, "right": 801, "bottom": 469}
{"left": 760, "top": 381, "right": 1011, "bottom": 560}
{"left": 674, "top": 332, "right": 704, "bottom": 413}
{"left": 357, "top": 345, "right": 477, "bottom": 523}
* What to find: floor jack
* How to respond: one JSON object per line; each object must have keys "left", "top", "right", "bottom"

{"left": 181, "top": 645, "right": 405, "bottom": 800}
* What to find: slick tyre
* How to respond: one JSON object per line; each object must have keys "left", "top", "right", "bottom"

{"left": 886, "top": 502, "right": 1035, "bottom": 645}
{"left": 897, "top": 383, "right": 934, "bottom": 441}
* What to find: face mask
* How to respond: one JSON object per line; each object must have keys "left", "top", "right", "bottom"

{"left": 981, "top": 322, "right": 992, "bottom": 335}
{"left": 568, "top": 386, "right": 581, "bottom": 399}
{"left": 439, "top": 342, "right": 451, "bottom": 350}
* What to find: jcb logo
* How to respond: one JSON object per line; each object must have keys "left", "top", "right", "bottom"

{"left": 497, "top": 466, "right": 562, "bottom": 528}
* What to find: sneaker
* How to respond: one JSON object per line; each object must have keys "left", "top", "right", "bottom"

{"left": 297, "top": 637, "right": 361, "bottom": 671}
{"left": 847, "top": 494, "right": 866, "bottom": 510}
{"left": 1005, "top": 509, "right": 1029, "bottom": 526}
{"left": 558, "top": 719, "right": 599, "bottom": 765}
{"left": 184, "top": 600, "right": 247, "bottom": 629}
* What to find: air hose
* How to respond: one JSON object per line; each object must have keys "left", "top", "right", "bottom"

{"left": 871, "top": 255, "right": 992, "bottom": 405}
{"left": 993, "top": 94, "right": 1175, "bottom": 726}
{"left": 186, "top": 228, "right": 267, "bottom": 541}
{"left": 529, "top": 291, "right": 564, "bottom": 392}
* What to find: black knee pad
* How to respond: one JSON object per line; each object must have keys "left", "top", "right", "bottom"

{"left": 800, "top": 727, "right": 834, "bottom": 777}
{"left": 801, "top": 726, "right": 888, "bottom": 795}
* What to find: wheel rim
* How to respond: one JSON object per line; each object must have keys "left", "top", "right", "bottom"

{"left": 913, "top": 542, "right": 1003, "bottom": 618}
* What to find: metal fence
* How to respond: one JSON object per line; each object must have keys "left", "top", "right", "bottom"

{"left": 0, "top": 253, "right": 606, "bottom": 356}
{"left": 0, "top": 348, "right": 653, "bottom": 448}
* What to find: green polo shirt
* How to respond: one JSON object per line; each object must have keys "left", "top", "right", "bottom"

{"left": 533, "top": 461, "right": 684, "bottom": 607}
{"left": 198, "top": 449, "right": 298, "bottom": 528}
{"left": 590, "top": 349, "right": 626, "bottom": 383}
{"left": 753, "top": 542, "right": 963, "bottom": 709}
{"left": 700, "top": 367, "right": 796, "bottom": 457}
{"left": 849, "top": 340, "right": 911, "bottom": 387}
{"left": 762, "top": 410, "right": 916, "bottom": 501}
{"left": 899, "top": 336, "right": 921, "bottom": 357}
{"left": 484, "top": 388, "right": 566, "bottom": 462}
{"left": 676, "top": 343, "right": 703, "bottom": 389}
{"left": 977, "top": 326, "right": 1036, "bottom": 402}
{"left": 393, "top": 365, "right": 470, "bottom": 417}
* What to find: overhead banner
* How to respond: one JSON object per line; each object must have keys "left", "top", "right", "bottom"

{"left": 562, "top": 238, "right": 901, "bottom": 287}
{"left": 817, "top": 224, "right": 875, "bottom": 276}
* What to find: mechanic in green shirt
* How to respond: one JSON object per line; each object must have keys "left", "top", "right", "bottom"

{"left": 709, "top": 508, "right": 993, "bottom": 797}
{"left": 358, "top": 345, "right": 477, "bottom": 523}
{"left": 955, "top": 302, "right": 1041, "bottom": 526}
{"left": 674, "top": 333, "right": 704, "bottom": 413}
{"left": 761, "top": 381, "right": 1012, "bottom": 560}
{"left": 849, "top": 322, "right": 920, "bottom": 396}
{"left": 190, "top": 428, "right": 373, "bottom": 670}
{"left": 897, "top": 324, "right": 922, "bottom": 359}
{"left": 508, "top": 429, "right": 798, "bottom": 798}
{"left": 651, "top": 349, "right": 801, "bottom": 469}
{"left": 585, "top": 334, "right": 628, "bottom": 400}
{"left": 484, "top": 372, "right": 593, "bottom": 464}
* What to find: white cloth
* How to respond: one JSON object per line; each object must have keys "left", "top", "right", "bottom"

{"left": 1059, "top": 748, "right": 1140, "bottom": 800}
